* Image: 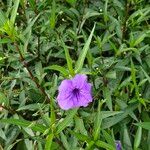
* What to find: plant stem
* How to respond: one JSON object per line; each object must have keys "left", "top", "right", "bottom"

{"left": 0, "top": 105, "right": 17, "bottom": 114}
{"left": 122, "top": 0, "right": 129, "bottom": 42}
{"left": 14, "top": 42, "right": 50, "bottom": 103}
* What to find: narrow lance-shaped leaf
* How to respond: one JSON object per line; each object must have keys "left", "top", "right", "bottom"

{"left": 66, "top": 0, "right": 77, "bottom": 5}
{"left": 61, "top": 40, "right": 74, "bottom": 76}
{"left": 131, "top": 58, "right": 139, "bottom": 99}
{"left": 22, "top": 14, "right": 40, "bottom": 36}
{"left": 50, "top": 98, "right": 56, "bottom": 127}
{"left": 50, "top": 0, "right": 56, "bottom": 29}
{"left": 0, "top": 92, "right": 9, "bottom": 106}
{"left": 75, "top": 24, "right": 95, "bottom": 73}
{"left": 45, "top": 133, "right": 54, "bottom": 150}
{"left": 95, "top": 140, "right": 115, "bottom": 150}
{"left": 140, "top": 66, "right": 150, "bottom": 83}
{"left": 104, "top": 0, "right": 109, "bottom": 22}
{"left": 135, "top": 122, "right": 150, "bottom": 130}
{"left": 28, "top": 0, "right": 36, "bottom": 10}
{"left": 93, "top": 101, "right": 102, "bottom": 141}
{"left": 103, "top": 87, "right": 112, "bottom": 111}
{"left": 10, "top": 0, "right": 20, "bottom": 25}
{"left": 131, "top": 59, "right": 146, "bottom": 106}
{"left": 102, "top": 103, "right": 138, "bottom": 129}
{"left": 75, "top": 116, "right": 87, "bottom": 135}
{"left": 102, "top": 130, "right": 116, "bottom": 148}
{"left": 123, "top": 125, "right": 132, "bottom": 149}
{"left": 0, "top": 119, "right": 47, "bottom": 133}
{"left": 134, "top": 125, "right": 142, "bottom": 149}
{"left": 44, "top": 65, "right": 68, "bottom": 76}
{"left": 60, "top": 132, "right": 70, "bottom": 150}
{"left": 133, "top": 32, "right": 147, "bottom": 47}
{"left": 0, "top": 10, "right": 7, "bottom": 27}
{"left": 55, "top": 108, "right": 78, "bottom": 134}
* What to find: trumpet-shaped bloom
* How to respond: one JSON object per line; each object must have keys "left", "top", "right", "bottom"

{"left": 57, "top": 74, "right": 92, "bottom": 110}
{"left": 116, "top": 141, "right": 121, "bottom": 150}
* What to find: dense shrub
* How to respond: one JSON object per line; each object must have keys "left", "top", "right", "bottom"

{"left": 0, "top": 0, "right": 150, "bottom": 149}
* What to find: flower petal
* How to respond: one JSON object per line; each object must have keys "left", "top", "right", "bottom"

{"left": 81, "top": 93, "right": 92, "bottom": 105}
{"left": 82, "top": 83, "right": 92, "bottom": 93}
{"left": 57, "top": 94, "right": 74, "bottom": 110}
{"left": 72, "top": 74, "right": 87, "bottom": 89}
{"left": 80, "top": 83, "right": 92, "bottom": 103}
{"left": 58, "top": 79, "right": 73, "bottom": 93}
{"left": 71, "top": 92, "right": 92, "bottom": 108}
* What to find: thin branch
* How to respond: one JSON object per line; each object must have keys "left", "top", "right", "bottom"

{"left": 14, "top": 42, "right": 50, "bottom": 103}
{"left": 0, "top": 105, "right": 18, "bottom": 114}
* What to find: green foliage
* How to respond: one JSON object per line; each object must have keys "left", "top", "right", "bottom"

{"left": 0, "top": 0, "right": 150, "bottom": 149}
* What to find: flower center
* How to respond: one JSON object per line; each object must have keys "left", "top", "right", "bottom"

{"left": 72, "top": 88, "right": 80, "bottom": 97}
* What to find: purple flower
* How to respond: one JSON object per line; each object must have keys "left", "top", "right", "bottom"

{"left": 116, "top": 141, "right": 121, "bottom": 150}
{"left": 57, "top": 74, "right": 92, "bottom": 110}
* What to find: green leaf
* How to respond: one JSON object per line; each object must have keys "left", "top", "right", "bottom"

{"left": 0, "top": 92, "right": 9, "bottom": 106}
{"left": 28, "top": 88, "right": 45, "bottom": 103}
{"left": 140, "top": 66, "right": 150, "bottom": 84}
{"left": 0, "top": 20, "right": 17, "bottom": 40}
{"left": 17, "top": 103, "right": 47, "bottom": 111}
{"left": 101, "top": 111, "right": 123, "bottom": 119}
{"left": 133, "top": 33, "right": 147, "bottom": 47}
{"left": 44, "top": 65, "right": 68, "bottom": 76}
{"left": 0, "top": 119, "right": 47, "bottom": 133}
{"left": 104, "top": 0, "right": 109, "bottom": 22}
{"left": 69, "top": 130, "right": 90, "bottom": 142}
{"left": 134, "top": 125, "right": 142, "bottom": 149}
{"left": 60, "top": 132, "right": 70, "bottom": 150}
{"left": 0, "top": 38, "right": 12, "bottom": 44}
{"left": 75, "top": 117, "right": 87, "bottom": 136}
{"left": 75, "top": 24, "right": 95, "bottom": 73}
{"left": 66, "top": 0, "right": 77, "bottom": 5}
{"left": 95, "top": 140, "right": 115, "bottom": 150}
{"left": 0, "top": 10, "right": 7, "bottom": 27}
{"left": 116, "top": 99, "right": 138, "bottom": 121}
{"left": 102, "top": 130, "right": 116, "bottom": 148}
{"left": 50, "top": 98, "right": 56, "bottom": 127}
{"left": 106, "top": 71, "right": 116, "bottom": 79}
{"left": 122, "top": 125, "right": 132, "bottom": 149}
{"left": 61, "top": 40, "right": 74, "bottom": 76}
{"left": 102, "top": 103, "right": 138, "bottom": 129}
{"left": 10, "top": 0, "right": 20, "bottom": 25}
{"left": 135, "top": 122, "right": 150, "bottom": 130}
{"left": 28, "top": 0, "right": 36, "bottom": 10}
{"left": 45, "top": 133, "right": 54, "bottom": 150}
{"left": 93, "top": 102, "right": 102, "bottom": 140}
{"left": 103, "top": 87, "right": 112, "bottom": 111}
{"left": 131, "top": 59, "right": 140, "bottom": 100}
{"left": 22, "top": 14, "right": 40, "bottom": 37}
{"left": 113, "top": 0, "right": 124, "bottom": 10}
{"left": 116, "top": 48, "right": 137, "bottom": 56}
{"left": 35, "top": 61, "right": 44, "bottom": 84}
{"left": 55, "top": 108, "right": 78, "bottom": 134}
{"left": 50, "top": 0, "right": 56, "bottom": 29}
